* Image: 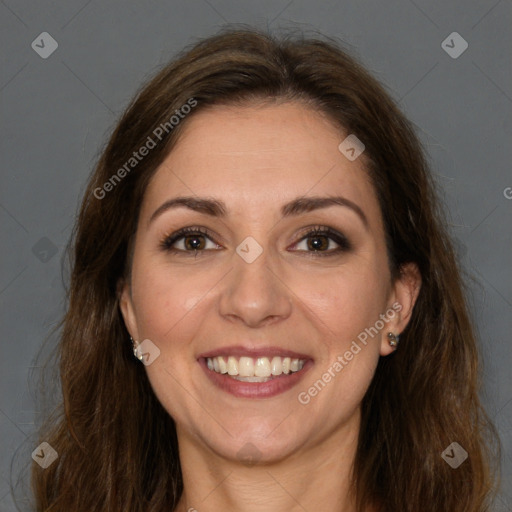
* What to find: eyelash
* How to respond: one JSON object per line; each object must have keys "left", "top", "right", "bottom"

{"left": 159, "top": 225, "right": 352, "bottom": 257}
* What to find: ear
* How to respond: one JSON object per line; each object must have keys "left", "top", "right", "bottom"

{"left": 118, "top": 278, "right": 140, "bottom": 341}
{"left": 380, "top": 262, "right": 422, "bottom": 356}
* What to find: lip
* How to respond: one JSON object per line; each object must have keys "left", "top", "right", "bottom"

{"left": 198, "top": 349, "right": 314, "bottom": 399}
{"left": 198, "top": 345, "right": 312, "bottom": 361}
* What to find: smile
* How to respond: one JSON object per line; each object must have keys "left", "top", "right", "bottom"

{"left": 206, "top": 355, "right": 306, "bottom": 381}
{"left": 198, "top": 347, "right": 313, "bottom": 399}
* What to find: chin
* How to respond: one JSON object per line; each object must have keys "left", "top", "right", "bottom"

{"left": 200, "top": 421, "right": 307, "bottom": 465}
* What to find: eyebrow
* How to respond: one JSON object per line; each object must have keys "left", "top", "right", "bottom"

{"left": 148, "top": 195, "right": 368, "bottom": 229}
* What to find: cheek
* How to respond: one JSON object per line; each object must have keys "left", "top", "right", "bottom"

{"left": 293, "top": 257, "right": 388, "bottom": 401}
{"left": 297, "top": 258, "right": 390, "bottom": 340}
{"left": 130, "top": 256, "right": 219, "bottom": 345}
{"left": 129, "top": 259, "right": 221, "bottom": 421}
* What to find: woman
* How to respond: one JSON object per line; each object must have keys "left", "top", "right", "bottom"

{"left": 31, "top": 28, "right": 499, "bottom": 511}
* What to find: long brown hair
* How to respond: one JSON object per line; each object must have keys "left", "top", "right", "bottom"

{"left": 30, "top": 28, "right": 499, "bottom": 511}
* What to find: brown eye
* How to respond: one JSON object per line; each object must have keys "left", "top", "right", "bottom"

{"left": 183, "top": 234, "right": 206, "bottom": 250}
{"left": 306, "top": 234, "right": 330, "bottom": 251}
{"left": 160, "top": 227, "right": 222, "bottom": 254}
{"left": 291, "top": 226, "right": 352, "bottom": 256}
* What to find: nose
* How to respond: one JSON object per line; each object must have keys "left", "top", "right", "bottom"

{"left": 218, "top": 247, "right": 292, "bottom": 328}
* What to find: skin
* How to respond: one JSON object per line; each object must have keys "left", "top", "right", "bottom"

{"left": 120, "top": 101, "right": 421, "bottom": 512}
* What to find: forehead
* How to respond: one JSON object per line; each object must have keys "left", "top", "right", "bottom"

{"left": 140, "top": 102, "right": 379, "bottom": 222}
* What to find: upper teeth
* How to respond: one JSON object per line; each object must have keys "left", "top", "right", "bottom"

{"left": 206, "top": 356, "right": 306, "bottom": 377}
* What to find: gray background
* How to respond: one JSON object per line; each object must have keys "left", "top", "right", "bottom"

{"left": 1, "top": 0, "right": 511, "bottom": 510}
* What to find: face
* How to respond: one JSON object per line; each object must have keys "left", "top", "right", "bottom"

{"left": 120, "top": 101, "right": 419, "bottom": 464}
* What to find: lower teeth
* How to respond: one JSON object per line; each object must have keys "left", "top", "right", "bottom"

{"left": 230, "top": 375, "right": 275, "bottom": 382}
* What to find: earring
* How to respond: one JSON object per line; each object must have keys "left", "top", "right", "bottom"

{"left": 387, "top": 332, "right": 399, "bottom": 348}
{"left": 131, "top": 336, "right": 143, "bottom": 361}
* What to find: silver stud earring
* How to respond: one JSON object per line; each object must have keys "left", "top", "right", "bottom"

{"left": 131, "top": 336, "right": 143, "bottom": 361}
{"left": 387, "top": 332, "right": 399, "bottom": 348}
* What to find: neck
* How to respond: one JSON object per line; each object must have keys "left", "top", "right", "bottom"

{"left": 174, "top": 412, "right": 366, "bottom": 512}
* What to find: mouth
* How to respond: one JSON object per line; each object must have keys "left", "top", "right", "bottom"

{"left": 198, "top": 347, "right": 313, "bottom": 399}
